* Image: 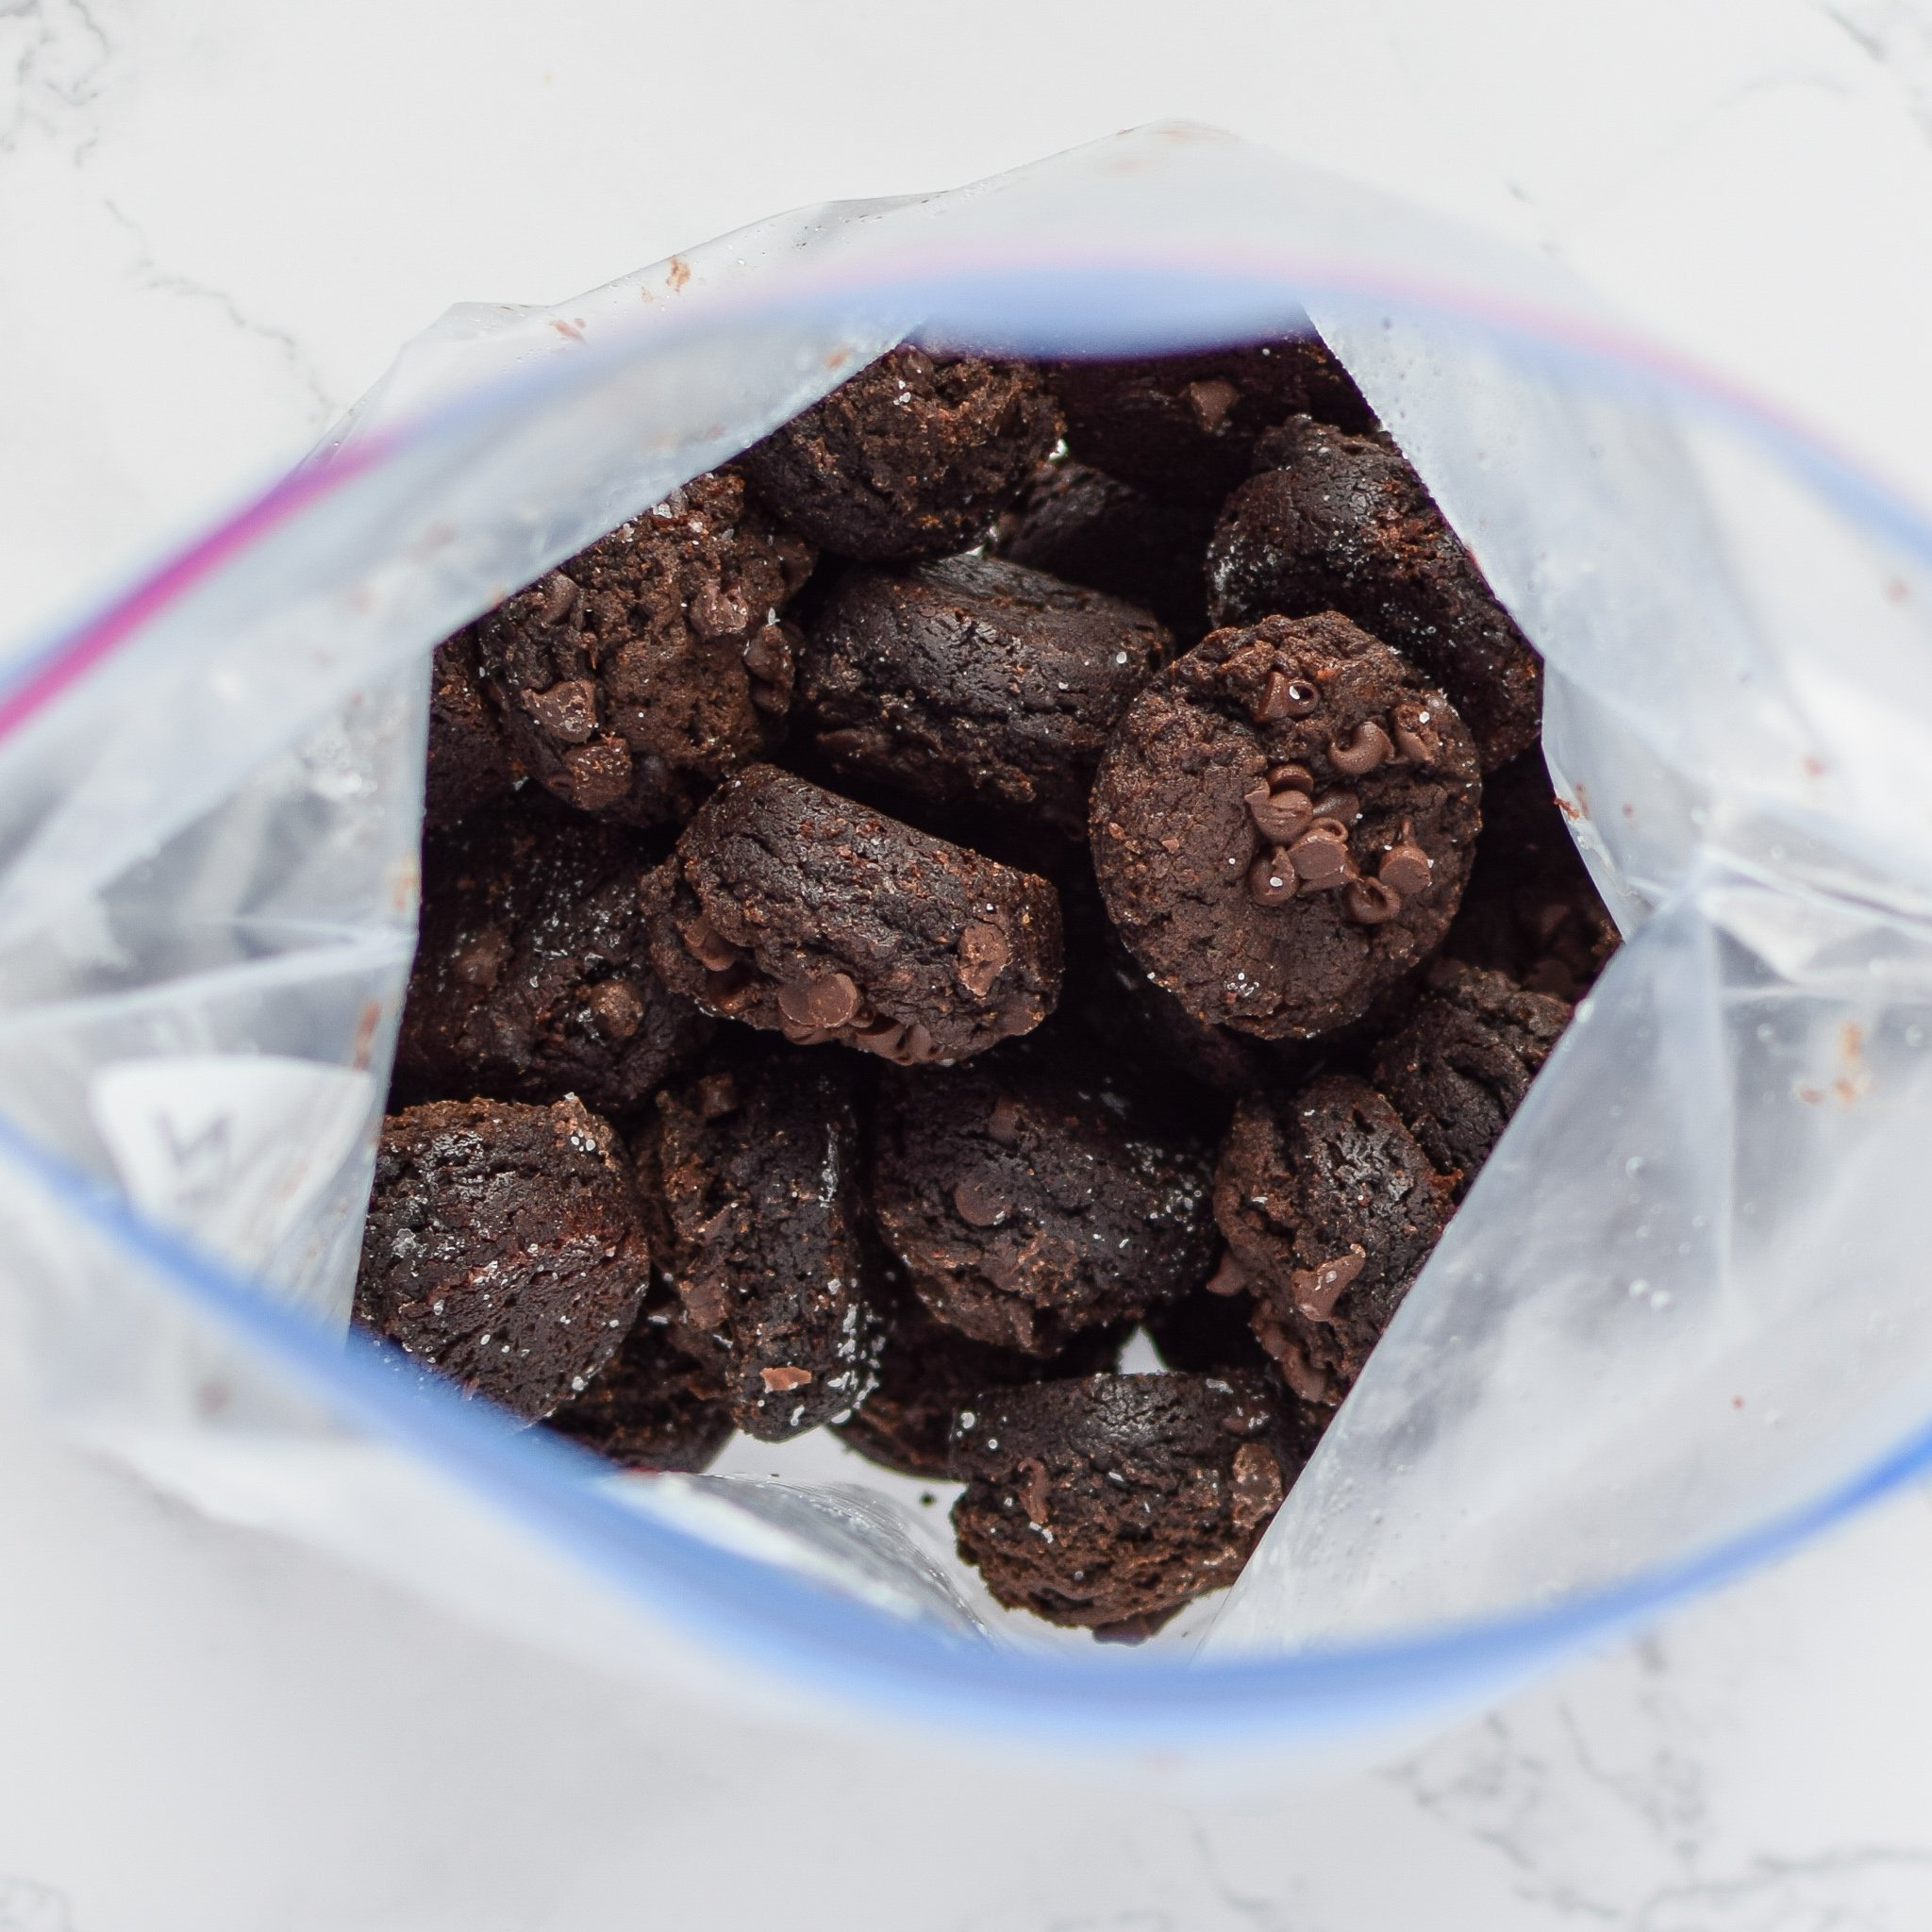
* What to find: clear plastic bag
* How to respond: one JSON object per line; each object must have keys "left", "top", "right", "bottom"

{"left": 5, "top": 122, "right": 1932, "bottom": 1753}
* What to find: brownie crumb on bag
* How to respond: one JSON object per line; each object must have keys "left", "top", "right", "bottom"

{"left": 740, "top": 348, "right": 1062, "bottom": 561}
{"left": 641, "top": 1045, "right": 882, "bottom": 1440}
{"left": 1091, "top": 612, "right": 1481, "bottom": 1041}
{"left": 355, "top": 1096, "right": 652, "bottom": 1423}
{"left": 799, "top": 555, "right": 1168, "bottom": 839}
{"left": 949, "top": 1371, "right": 1322, "bottom": 1639}
{"left": 1208, "top": 416, "right": 1541, "bottom": 771}
{"left": 643, "top": 763, "right": 1062, "bottom": 1063}
{"left": 547, "top": 1296, "right": 735, "bottom": 1473}
{"left": 467, "top": 470, "right": 815, "bottom": 826}
{"left": 1214, "top": 1075, "right": 1456, "bottom": 1407}
{"left": 395, "top": 791, "right": 712, "bottom": 1117}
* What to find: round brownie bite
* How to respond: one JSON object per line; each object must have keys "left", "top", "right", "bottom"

{"left": 425, "top": 632, "right": 520, "bottom": 832}
{"left": 546, "top": 1295, "right": 735, "bottom": 1473}
{"left": 1370, "top": 958, "right": 1573, "bottom": 1197}
{"left": 355, "top": 1096, "right": 653, "bottom": 1423}
{"left": 395, "top": 790, "right": 712, "bottom": 1117}
{"left": 1048, "top": 338, "right": 1375, "bottom": 503}
{"left": 739, "top": 348, "right": 1062, "bottom": 561}
{"left": 642, "top": 763, "right": 1062, "bottom": 1064}
{"left": 869, "top": 1058, "right": 1217, "bottom": 1357}
{"left": 799, "top": 555, "right": 1168, "bottom": 840}
{"left": 1207, "top": 416, "right": 1541, "bottom": 772}
{"left": 948, "top": 1371, "right": 1322, "bottom": 1639}
{"left": 1090, "top": 612, "right": 1482, "bottom": 1041}
{"left": 641, "top": 1046, "right": 882, "bottom": 1440}
{"left": 1214, "top": 1074, "right": 1456, "bottom": 1407}
{"left": 466, "top": 470, "right": 815, "bottom": 826}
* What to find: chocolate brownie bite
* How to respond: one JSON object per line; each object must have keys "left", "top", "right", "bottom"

{"left": 949, "top": 1371, "right": 1320, "bottom": 1638}
{"left": 1049, "top": 338, "right": 1375, "bottom": 504}
{"left": 834, "top": 1286, "right": 1125, "bottom": 1479}
{"left": 641, "top": 1046, "right": 882, "bottom": 1440}
{"left": 739, "top": 349, "right": 1062, "bottom": 561}
{"left": 1090, "top": 612, "right": 1482, "bottom": 1041}
{"left": 395, "top": 791, "right": 711, "bottom": 1116}
{"left": 643, "top": 763, "right": 1061, "bottom": 1064}
{"left": 466, "top": 471, "right": 814, "bottom": 826}
{"left": 870, "top": 1058, "right": 1217, "bottom": 1357}
{"left": 1207, "top": 416, "right": 1541, "bottom": 771}
{"left": 355, "top": 1096, "right": 652, "bottom": 1423}
{"left": 1371, "top": 958, "right": 1572, "bottom": 1196}
{"left": 993, "top": 459, "right": 1217, "bottom": 642}
{"left": 425, "top": 632, "right": 520, "bottom": 832}
{"left": 546, "top": 1296, "right": 734, "bottom": 1473}
{"left": 1446, "top": 750, "right": 1620, "bottom": 998}
{"left": 1215, "top": 1075, "right": 1456, "bottom": 1407}
{"left": 799, "top": 555, "right": 1167, "bottom": 839}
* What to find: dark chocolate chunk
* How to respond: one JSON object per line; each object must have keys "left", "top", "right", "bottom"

{"left": 1090, "top": 612, "right": 1481, "bottom": 1041}
{"left": 870, "top": 1058, "right": 1217, "bottom": 1357}
{"left": 1446, "top": 749, "right": 1620, "bottom": 998}
{"left": 395, "top": 790, "right": 711, "bottom": 1116}
{"left": 834, "top": 1285, "right": 1125, "bottom": 1479}
{"left": 949, "top": 1371, "right": 1321, "bottom": 1637}
{"left": 1214, "top": 1074, "right": 1456, "bottom": 1407}
{"left": 466, "top": 471, "right": 815, "bottom": 826}
{"left": 992, "top": 459, "right": 1216, "bottom": 642}
{"left": 425, "top": 632, "right": 520, "bottom": 831}
{"left": 1143, "top": 1281, "right": 1274, "bottom": 1375}
{"left": 641, "top": 1046, "right": 882, "bottom": 1440}
{"left": 1048, "top": 339, "right": 1375, "bottom": 503}
{"left": 1207, "top": 416, "right": 1541, "bottom": 771}
{"left": 1371, "top": 958, "right": 1572, "bottom": 1196}
{"left": 799, "top": 555, "right": 1167, "bottom": 839}
{"left": 355, "top": 1096, "right": 652, "bottom": 1423}
{"left": 739, "top": 349, "right": 1062, "bottom": 561}
{"left": 642, "top": 763, "right": 1062, "bottom": 1063}
{"left": 547, "top": 1296, "right": 735, "bottom": 1472}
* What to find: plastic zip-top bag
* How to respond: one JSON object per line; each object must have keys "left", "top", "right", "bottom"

{"left": 5, "top": 123, "right": 1932, "bottom": 1764}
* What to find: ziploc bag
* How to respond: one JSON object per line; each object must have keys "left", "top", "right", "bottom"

{"left": 5, "top": 122, "right": 1932, "bottom": 1746}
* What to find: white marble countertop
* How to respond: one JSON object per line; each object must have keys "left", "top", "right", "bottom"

{"left": 8, "top": 2, "right": 1932, "bottom": 1926}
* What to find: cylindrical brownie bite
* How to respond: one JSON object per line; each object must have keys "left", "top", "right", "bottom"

{"left": 1370, "top": 958, "right": 1573, "bottom": 1197}
{"left": 799, "top": 555, "right": 1168, "bottom": 839}
{"left": 546, "top": 1294, "right": 735, "bottom": 1473}
{"left": 739, "top": 348, "right": 1062, "bottom": 562}
{"left": 395, "top": 790, "right": 712, "bottom": 1117}
{"left": 869, "top": 1058, "right": 1217, "bottom": 1357}
{"left": 1214, "top": 1074, "right": 1456, "bottom": 1407}
{"left": 425, "top": 632, "right": 521, "bottom": 832}
{"left": 1208, "top": 417, "right": 1541, "bottom": 772}
{"left": 1090, "top": 612, "right": 1482, "bottom": 1041}
{"left": 642, "top": 764, "right": 1062, "bottom": 1064}
{"left": 1047, "top": 338, "right": 1376, "bottom": 503}
{"left": 355, "top": 1097, "right": 653, "bottom": 1423}
{"left": 640, "top": 1046, "right": 882, "bottom": 1440}
{"left": 949, "top": 1371, "right": 1323, "bottom": 1640}
{"left": 465, "top": 471, "right": 815, "bottom": 826}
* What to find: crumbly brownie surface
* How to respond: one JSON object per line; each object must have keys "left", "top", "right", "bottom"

{"left": 949, "top": 1371, "right": 1320, "bottom": 1638}
{"left": 425, "top": 632, "right": 520, "bottom": 831}
{"left": 642, "top": 1048, "right": 881, "bottom": 1440}
{"left": 643, "top": 763, "right": 1062, "bottom": 1064}
{"left": 1090, "top": 613, "right": 1481, "bottom": 1041}
{"left": 1049, "top": 340, "right": 1375, "bottom": 503}
{"left": 1371, "top": 958, "right": 1572, "bottom": 1195}
{"left": 468, "top": 471, "right": 814, "bottom": 825}
{"left": 740, "top": 349, "right": 1062, "bottom": 561}
{"left": 800, "top": 555, "right": 1167, "bottom": 838}
{"left": 395, "top": 791, "right": 711, "bottom": 1115}
{"left": 1214, "top": 1075, "right": 1456, "bottom": 1406}
{"left": 870, "top": 1058, "right": 1217, "bottom": 1356}
{"left": 355, "top": 1097, "right": 652, "bottom": 1422}
{"left": 546, "top": 1296, "right": 735, "bottom": 1472}
{"left": 1208, "top": 416, "right": 1541, "bottom": 771}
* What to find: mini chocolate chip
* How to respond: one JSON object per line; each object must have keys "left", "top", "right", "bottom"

{"left": 680, "top": 913, "right": 745, "bottom": 973}
{"left": 1307, "top": 790, "right": 1359, "bottom": 828}
{"left": 1288, "top": 826, "right": 1354, "bottom": 888}
{"left": 1268, "top": 763, "right": 1314, "bottom": 794}
{"left": 584, "top": 977, "right": 644, "bottom": 1041}
{"left": 1245, "top": 781, "right": 1315, "bottom": 844}
{"left": 759, "top": 1365, "right": 814, "bottom": 1392}
{"left": 1378, "top": 827, "right": 1434, "bottom": 897}
{"left": 1328, "top": 720, "right": 1393, "bottom": 777}
{"left": 1345, "top": 876, "right": 1404, "bottom": 924}
{"left": 775, "top": 973, "right": 863, "bottom": 1030}
{"left": 1291, "top": 1247, "right": 1366, "bottom": 1320}
{"left": 1184, "top": 377, "right": 1241, "bottom": 435}
{"left": 535, "top": 573, "right": 579, "bottom": 626}
{"left": 1391, "top": 702, "right": 1442, "bottom": 765}
{"left": 987, "top": 1094, "right": 1024, "bottom": 1145}
{"left": 1247, "top": 850, "right": 1298, "bottom": 907}
{"left": 1206, "top": 1251, "right": 1250, "bottom": 1296}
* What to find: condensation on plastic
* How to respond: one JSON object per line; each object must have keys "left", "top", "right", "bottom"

{"left": 6, "top": 123, "right": 1932, "bottom": 1745}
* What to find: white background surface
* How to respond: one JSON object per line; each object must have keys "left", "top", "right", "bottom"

{"left": 8, "top": 1, "right": 1932, "bottom": 1925}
